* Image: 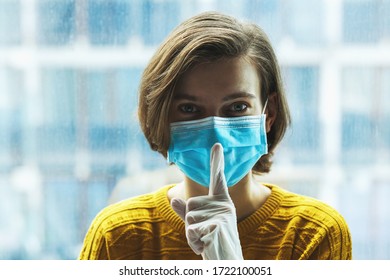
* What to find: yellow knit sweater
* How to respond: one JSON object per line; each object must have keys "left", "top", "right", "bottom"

{"left": 79, "top": 184, "right": 352, "bottom": 260}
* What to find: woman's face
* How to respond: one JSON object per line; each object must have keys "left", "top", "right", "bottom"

{"left": 169, "top": 57, "right": 263, "bottom": 123}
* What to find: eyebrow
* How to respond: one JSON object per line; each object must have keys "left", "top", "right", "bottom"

{"left": 222, "top": 92, "right": 257, "bottom": 102}
{"left": 173, "top": 92, "right": 257, "bottom": 101}
{"left": 173, "top": 93, "right": 198, "bottom": 101}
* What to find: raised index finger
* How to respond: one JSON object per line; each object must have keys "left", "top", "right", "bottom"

{"left": 209, "top": 143, "right": 228, "bottom": 197}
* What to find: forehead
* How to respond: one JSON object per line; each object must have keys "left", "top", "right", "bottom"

{"left": 174, "top": 56, "right": 261, "bottom": 98}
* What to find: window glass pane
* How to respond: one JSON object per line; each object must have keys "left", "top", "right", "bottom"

{"left": 343, "top": 0, "right": 387, "bottom": 43}
{"left": 283, "top": 0, "right": 324, "bottom": 46}
{"left": 141, "top": 0, "right": 180, "bottom": 45}
{"left": 0, "top": 67, "right": 24, "bottom": 167}
{"left": 0, "top": 0, "right": 21, "bottom": 45}
{"left": 282, "top": 66, "right": 321, "bottom": 162}
{"left": 217, "top": 0, "right": 324, "bottom": 46}
{"left": 341, "top": 67, "right": 374, "bottom": 156}
{"left": 39, "top": 68, "right": 76, "bottom": 159}
{"left": 88, "top": 0, "right": 131, "bottom": 45}
{"left": 85, "top": 69, "right": 137, "bottom": 162}
{"left": 241, "top": 0, "right": 283, "bottom": 44}
{"left": 44, "top": 179, "right": 80, "bottom": 258}
{"left": 38, "top": 0, "right": 76, "bottom": 45}
{"left": 341, "top": 67, "right": 390, "bottom": 163}
{"left": 379, "top": 69, "right": 390, "bottom": 149}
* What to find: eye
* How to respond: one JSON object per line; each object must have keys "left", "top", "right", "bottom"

{"left": 179, "top": 104, "right": 199, "bottom": 113}
{"left": 230, "top": 103, "right": 248, "bottom": 112}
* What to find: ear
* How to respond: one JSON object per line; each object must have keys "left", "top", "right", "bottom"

{"left": 265, "top": 92, "right": 277, "bottom": 133}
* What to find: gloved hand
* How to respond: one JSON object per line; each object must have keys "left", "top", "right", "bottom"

{"left": 171, "top": 143, "right": 244, "bottom": 260}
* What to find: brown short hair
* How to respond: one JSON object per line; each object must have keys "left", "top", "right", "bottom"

{"left": 138, "top": 11, "right": 290, "bottom": 174}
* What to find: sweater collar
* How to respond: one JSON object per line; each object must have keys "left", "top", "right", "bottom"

{"left": 154, "top": 183, "right": 285, "bottom": 237}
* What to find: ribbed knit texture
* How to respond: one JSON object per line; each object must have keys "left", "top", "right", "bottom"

{"left": 78, "top": 184, "right": 352, "bottom": 260}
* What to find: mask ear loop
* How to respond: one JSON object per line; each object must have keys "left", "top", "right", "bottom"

{"left": 262, "top": 98, "right": 269, "bottom": 115}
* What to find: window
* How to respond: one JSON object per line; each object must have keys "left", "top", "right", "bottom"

{"left": 1, "top": 0, "right": 389, "bottom": 260}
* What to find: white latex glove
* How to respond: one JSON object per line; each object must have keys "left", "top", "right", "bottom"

{"left": 171, "top": 143, "right": 244, "bottom": 260}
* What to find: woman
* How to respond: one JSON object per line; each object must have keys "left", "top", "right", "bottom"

{"left": 79, "top": 11, "right": 352, "bottom": 260}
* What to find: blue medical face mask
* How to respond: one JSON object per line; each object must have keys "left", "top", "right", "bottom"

{"left": 167, "top": 108, "right": 268, "bottom": 187}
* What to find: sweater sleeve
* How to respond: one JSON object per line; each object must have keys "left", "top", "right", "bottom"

{"left": 306, "top": 209, "right": 352, "bottom": 260}
{"left": 272, "top": 186, "right": 353, "bottom": 260}
{"left": 78, "top": 211, "right": 111, "bottom": 260}
{"left": 78, "top": 230, "right": 110, "bottom": 260}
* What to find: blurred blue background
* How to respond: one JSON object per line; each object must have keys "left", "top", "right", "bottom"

{"left": 0, "top": 0, "right": 389, "bottom": 259}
